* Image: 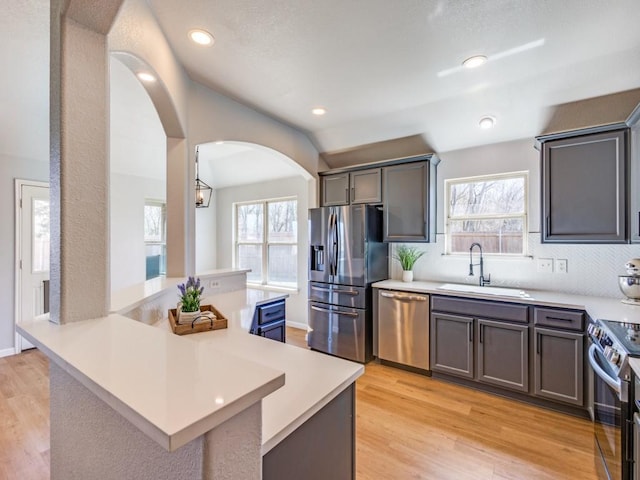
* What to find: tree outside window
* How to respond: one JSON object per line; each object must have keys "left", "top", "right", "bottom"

{"left": 235, "top": 198, "right": 297, "bottom": 288}
{"left": 445, "top": 172, "right": 528, "bottom": 255}
{"left": 144, "top": 202, "right": 166, "bottom": 279}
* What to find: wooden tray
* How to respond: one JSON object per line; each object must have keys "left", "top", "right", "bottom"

{"left": 168, "top": 304, "right": 228, "bottom": 335}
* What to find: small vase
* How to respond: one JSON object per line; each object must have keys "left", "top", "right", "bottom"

{"left": 402, "top": 270, "right": 413, "bottom": 282}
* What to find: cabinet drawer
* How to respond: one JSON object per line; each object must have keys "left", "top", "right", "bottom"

{"left": 533, "top": 308, "right": 584, "bottom": 331}
{"left": 431, "top": 296, "right": 529, "bottom": 323}
{"left": 258, "top": 300, "right": 286, "bottom": 326}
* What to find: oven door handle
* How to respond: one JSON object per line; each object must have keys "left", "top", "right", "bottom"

{"left": 588, "top": 344, "right": 621, "bottom": 394}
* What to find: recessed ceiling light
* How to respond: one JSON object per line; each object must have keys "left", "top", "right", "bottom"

{"left": 479, "top": 116, "right": 496, "bottom": 129}
{"left": 189, "top": 29, "right": 214, "bottom": 46}
{"left": 136, "top": 72, "right": 156, "bottom": 83}
{"left": 462, "top": 55, "right": 487, "bottom": 69}
{"left": 312, "top": 107, "right": 326, "bottom": 116}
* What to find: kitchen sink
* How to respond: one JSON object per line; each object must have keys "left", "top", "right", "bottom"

{"left": 437, "top": 283, "right": 531, "bottom": 298}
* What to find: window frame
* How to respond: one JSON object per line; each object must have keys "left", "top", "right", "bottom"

{"left": 444, "top": 171, "right": 529, "bottom": 256}
{"left": 234, "top": 196, "right": 298, "bottom": 289}
{"left": 144, "top": 200, "right": 167, "bottom": 277}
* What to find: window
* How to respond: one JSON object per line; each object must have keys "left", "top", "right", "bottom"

{"left": 445, "top": 172, "right": 528, "bottom": 255}
{"left": 235, "top": 198, "right": 298, "bottom": 288}
{"left": 144, "top": 201, "right": 166, "bottom": 279}
{"left": 32, "top": 198, "right": 50, "bottom": 273}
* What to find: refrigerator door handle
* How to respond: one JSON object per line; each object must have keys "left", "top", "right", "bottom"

{"left": 310, "top": 305, "right": 359, "bottom": 318}
{"left": 330, "top": 211, "right": 339, "bottom": 277}
{"left": 332, "top": 288, "right": 358, "bottom": 295}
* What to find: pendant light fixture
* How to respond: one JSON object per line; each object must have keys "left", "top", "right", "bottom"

{"left": 195, "top": 146, "right": 212, "bottom": 208}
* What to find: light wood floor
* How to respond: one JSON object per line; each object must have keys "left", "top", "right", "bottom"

{"left": 287, "top": 327, "right": 598, "bottom": 480}
{"left": 1, "top": 329, "right": 598, "bottom": 479}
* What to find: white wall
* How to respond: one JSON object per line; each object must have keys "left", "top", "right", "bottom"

{"left": 110, "top": 173, "right": 165, "bottom": 291}
{"left": 0, "top": 1, "right": 50, "bottom": 351}
{"left": 392, "top": 138, "right": 640, "bottom": 298}
{"left": 187, "top": 81, "right": 320, "bottom": 180}
{"left": 109, "top": 56, "right": 167, "bottom": 293}
{"left": 214, "top": 176, "right": 310, "bottom": 326}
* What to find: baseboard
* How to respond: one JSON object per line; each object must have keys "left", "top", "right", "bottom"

{"left": 286, "top": 321, "right": 308, "bottom": 331}
{"left": 0, "top": 347, "right": 16, "bottom": 358}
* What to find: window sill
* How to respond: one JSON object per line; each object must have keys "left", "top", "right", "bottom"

{"left": 246, "top": 283, "right": 300, "bottom": 294}
{"left": 441, "top": 252, "right": 534, "bottom": 260}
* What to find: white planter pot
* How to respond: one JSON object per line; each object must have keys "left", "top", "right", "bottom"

{"left": 177, "top": 304, "right": 201, "bottom": 325}
{"left": 402, "top": 270, "right": 413, "bottom": 282}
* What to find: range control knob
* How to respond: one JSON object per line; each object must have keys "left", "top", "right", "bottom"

{"left": 610, "top": 351, "right": 621, "bottom": 366}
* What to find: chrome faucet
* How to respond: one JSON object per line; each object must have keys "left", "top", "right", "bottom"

{"left": 469, "top": 243, "right": 491, "bottom": 287}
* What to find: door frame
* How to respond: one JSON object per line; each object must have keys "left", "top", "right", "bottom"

{"left": 14, "top": 178, "right": 50, "bottom": 354}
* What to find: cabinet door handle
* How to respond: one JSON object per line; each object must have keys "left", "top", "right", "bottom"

{"left": 345, "top": 188, "right": 349, "bottom": 204}
{"left": 546, "top": 216, "right": 550, "bottom": 234}
{"left": 545, "top": 316, "right": 573, "bottom": 322}
{"left": 351, "top": 186, "right": 355, "bottom": 202}
{"left": 537, "top": 332, "right": 541, "bottom": 355}
{"left": 479, "top": 324, "right": 483, "bottom": 343}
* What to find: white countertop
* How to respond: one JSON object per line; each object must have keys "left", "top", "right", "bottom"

{"left": 17, "top": 313, "right": 284, "bottom": 452}
{"left": 629, "top": 358, "right": 640, "bottom": 379}
{"left": 373, "top": 279, "right": 640, "bottom": 324}
{"left": 19, "top": 280, "right": 364, "bottom": 456}
{"left": 110, "top": 268, "right": 250, "bottom": 314}
{"left": 157, "top": 287, "right": 364, "bottom": 454}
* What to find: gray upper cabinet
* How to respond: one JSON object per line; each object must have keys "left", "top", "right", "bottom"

{"left": 320, "top": 155, "right": 439, "bottom": 239}
{"left": 540, "top": 128, "right": 628, "bottom": 243}
{"left": 534, "top": 327, "right": 584, "bottom": 406}
{"left": 476, "top": 319, "right": 528, "bottom": 393}
{"left": 382, "top": 161, "right": 436, "bottom": 242}
{"left": 322, "top": 173, "right": 350, "bottom": 206}
{"left": 350, "top": 168, "right": 382, "bottom": 204}
{"left": 321, "top": 168, "right": 381, "bottom": 206}
{"left": 630, "top": 119, "right": 640, "bottom": 242}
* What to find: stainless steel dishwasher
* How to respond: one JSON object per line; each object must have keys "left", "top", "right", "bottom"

{"left": 378, "top": 289, "right": 430, "bottom": 371}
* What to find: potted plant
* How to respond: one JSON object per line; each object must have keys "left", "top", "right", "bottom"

{"left": 177, "top": 276, "right": 204, "bottom": 324}
{"left": 393, "top": 245, "right": 425, "bottom": 282}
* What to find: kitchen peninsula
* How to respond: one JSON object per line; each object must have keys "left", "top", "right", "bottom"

{"left": 18, "top": 269, "right": 363, "bottom": 480}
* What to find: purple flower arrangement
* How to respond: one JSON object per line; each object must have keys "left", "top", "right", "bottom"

{"left": 177, "top": 276, "right": 204, "bottom": 313}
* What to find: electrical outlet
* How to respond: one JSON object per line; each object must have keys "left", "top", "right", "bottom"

{"left": 209, "top": 280, "right": 220, "bottom": 289}
{"left": 537, "top": 258, "right": 554, "bottom": 273}
{"left": 556, "top": 259, "right": 568, "bottom": 274}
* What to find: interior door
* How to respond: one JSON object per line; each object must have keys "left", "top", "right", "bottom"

{"left": 18, "top": 184, "right": 50, "bottom": 351}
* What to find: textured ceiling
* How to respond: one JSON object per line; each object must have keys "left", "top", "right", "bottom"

{"left": 147, "top": 0, "right": 640, "bottom": 161}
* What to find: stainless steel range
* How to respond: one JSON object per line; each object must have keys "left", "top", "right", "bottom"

{"left": 588, "top": 320, "right": 639, "bottom": 480}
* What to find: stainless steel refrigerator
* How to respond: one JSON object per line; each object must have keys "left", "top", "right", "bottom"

{"left": 308, "top": 205, "right": 388, "bottom": 363}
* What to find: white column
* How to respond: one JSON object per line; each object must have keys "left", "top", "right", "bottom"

{"left": 166, "top": 137, "right": 195, "bottom": 277}
{"left": 49, "top": 0, "right": 124, "bottom": 323}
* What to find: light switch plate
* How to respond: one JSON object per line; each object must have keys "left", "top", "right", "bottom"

{"left": 556, "top": 259, "right": 568, "bottom": 274}
{"left": 537, "top": 258, "right": 554, "bottom": 273}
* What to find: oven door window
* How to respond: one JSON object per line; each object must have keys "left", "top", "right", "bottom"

{"left": 593, "top": 346, "right": 622, "bottom": 480}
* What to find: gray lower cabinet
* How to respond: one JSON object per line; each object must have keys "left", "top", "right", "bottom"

{"left": 534, "top": 327, "right": 584, "bottom": 406}
{"left": 540, "top": 128, "right": 627, "bottom": 243}
{"left": 263, "top": 384, "right": 355, "bottom": 480}
{"left": 476, "top": 319, "right": 528, "bottom": 392}
{"left": 430, "top": 312, "right": 474, "bottom": 379}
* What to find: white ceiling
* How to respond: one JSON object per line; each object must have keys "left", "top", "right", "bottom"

{"left": 147, "top": 0, "right": 640, "bottom": 160}
{"left": 197, "top": 141, "right": 309, "bottom": 189}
